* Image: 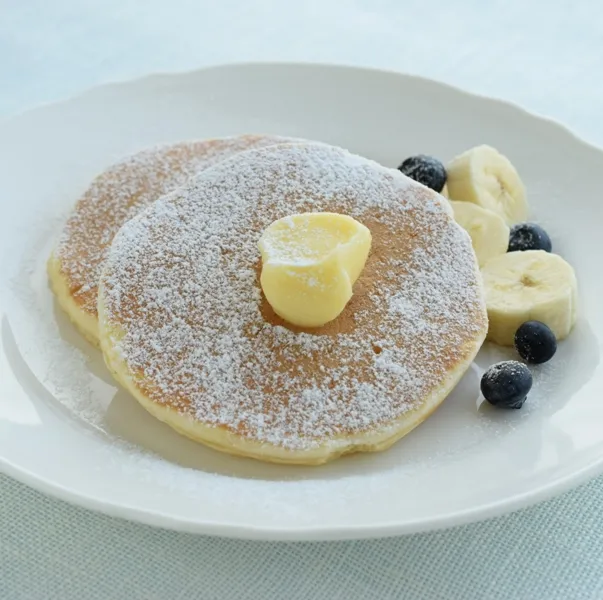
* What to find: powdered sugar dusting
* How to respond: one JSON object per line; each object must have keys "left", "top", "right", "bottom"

{"left": 101, "top": 142, "right": 486, "bottom": 450}
{"left": 54, "top": 135, "right": 298, "bottom": 317}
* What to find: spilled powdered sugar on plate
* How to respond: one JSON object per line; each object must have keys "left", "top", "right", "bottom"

{"left": 5, "top": 212, "right": 116, "bottom": 430}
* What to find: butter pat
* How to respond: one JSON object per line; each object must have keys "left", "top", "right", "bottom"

{"left": 258, "top": 212, "right": 372, "bottom": 327}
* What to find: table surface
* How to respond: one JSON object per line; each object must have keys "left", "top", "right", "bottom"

{"left": 2, "top": 1, "right": 603, "bottom": 599}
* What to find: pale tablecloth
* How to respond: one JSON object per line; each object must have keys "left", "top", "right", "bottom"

{"left": 2, "top": 1, "right": 603, "bottom": 598}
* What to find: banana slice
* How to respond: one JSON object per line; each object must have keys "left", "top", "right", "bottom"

{"left": 447, "top": 145, "right": 528, "bottom": 225}
{"left": 440, "top": 183, "right": 449, "bottom": 199}
{"left": 482, "top": 250, "right": 578, "bottom": 346}
{"left": 450, "top": 201, "right": 509, "bottom": 267}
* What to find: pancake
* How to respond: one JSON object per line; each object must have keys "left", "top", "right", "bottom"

{"left": 48, "top": 134, "right": 296, "bottom": 346}
{"left": 98, "top": 143, "right": 488, "bottom": 465}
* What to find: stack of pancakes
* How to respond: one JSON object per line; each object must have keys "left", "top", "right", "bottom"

{"left": 49, "top": 135, "right": 487, "bottom": 465}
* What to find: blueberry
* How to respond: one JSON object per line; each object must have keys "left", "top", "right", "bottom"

{"left": 398, "top": 155, "right": 447, "bottom": 193}
{"left": 480, "top": 361, "right": 533, "bottom": 409}
{"left": 508, "top": 223, "right": 552, "bottom": 252}
{"left": 514, "top": 321, "right": 557, "bottom": 364}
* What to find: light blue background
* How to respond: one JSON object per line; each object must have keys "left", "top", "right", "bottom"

{"left": 2, "top": 1, "right": 603, "bottom": 598}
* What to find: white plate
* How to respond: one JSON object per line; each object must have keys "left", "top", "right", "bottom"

{"left": 1, "top": 63, "right": 602, "bottom": 541}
